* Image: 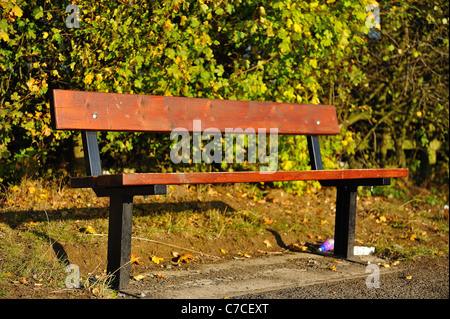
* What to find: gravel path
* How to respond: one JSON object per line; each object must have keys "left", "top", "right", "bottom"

{"left": 236, "top": 255, "right": 449, "bottom": 299}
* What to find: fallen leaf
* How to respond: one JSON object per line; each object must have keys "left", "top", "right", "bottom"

{"left": 328, "top": 265, "right": 337, "bottom": 271}
{"left": 156, "top": 274, "right": 167, "bottom": 279}
{"left": 380, "top": 263, "right": 390, "bottom": 268}
{"left": 405, "top": 275, "right": 412, "bottom": 280}
{"left": 151, "top": 256, "right": 164, "bottom": 264}
{"left": 410, "top": 234, "right": 417, "bottom": 241}
{"left": 207, "top": 188, "right": 219, "bottom": 196}
{"left": 133, "top": 274, "right": 146, "bottom": 281}
{"left": 177, "top": 253, "right": 195, "bottom": 263}
{"left": 376, "top": 216, "right": 387, "bottom": 223}
{"left": 39, "top": 193, "right": 48, "bottom": 200}
{"left": 307, "top": 233, "right": 313, "bottom": 238}
{"left": 21, "top": 277, "right": 27, "bottom": 284}
{"left": 130, "top": 253, "right": 140, "bottom": 265}
{"left": 281, "top": 200, "right": 292, "bottom": 206}
{"left": 220, "top": 249, "right": 227, "bottom": 255}
{"left": 288, "top": 243, "right": 308, "bottom": 252}
{"left": 91, "top": 287, "right": 100, "bottom": 295}
{"left": 172, "top": 251, "right": 180, "bottom": 258}
{"left": 263, "top": 239, "right": 272, "bottom": 248}
{"left": 263, "top": 217, "right": 274, "bottom": 225}
{"left": 80, "top": 226, "right": 96, "bottom": 234}
{"left": 28, "top": 186, "right": 36, "bottom": 194}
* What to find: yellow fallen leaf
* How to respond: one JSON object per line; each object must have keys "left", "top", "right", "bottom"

{"left": 328, "top": 265, "right": 337, "bottom": 271}
{"left": 410, "top": 234, "right": 417, "bottom": 241}
{"left": 220, "top": 249, "right": 227, "bottom": 255}
{"left": 177, "top": 253, "right": 195, "bottom": 263}
{"left": 263, "top": 217, "right": 274, "bottom": 225}
{"left": 80, "top": 226, "right": 96, "bottom": 234}
{"left": 130, "top": 253, "right": 140, "bottom": 265}
{"left": 207, "top": 188, "right": 219, "bottom": 196}
{"left": 288, "top": 243, "right": 308, "bottom": 252}
{"left": 263, "top": 239, "right": 272, "bottom": 248}
{"left": 151, "top": 256, "right": 164, "bottom": 264}
{"left": 405, "top": 275, "right": 412, "bottom": 280}
{"left": 28, "top": 186, "right": 36, "bottom": 194}
{"left": 133, "top": 274, "right": 146, "bottom": 281}
{"left": 376, "top": 216, "right": 387, "bottom": 223}
{"left": 156, "top": 273, "right": 167, "bottom": 279}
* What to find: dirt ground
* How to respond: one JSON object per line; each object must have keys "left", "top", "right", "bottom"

{"left": 1, "top": 181, "right": 448, "bottom": 299}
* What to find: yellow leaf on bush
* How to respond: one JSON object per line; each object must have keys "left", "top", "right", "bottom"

{"left": 151, "top": 256, "right": 164, "bottom": 264}
{"left": 0, "top": 30, "right": 9, "bottom": 42}
{"left": 84, "top": 72, "right": 94, "bottom": 85}
{"left": 12, "top": 5, "right": 23, "bottom": 18}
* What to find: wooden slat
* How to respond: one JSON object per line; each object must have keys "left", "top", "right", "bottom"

{"left": 71, "top": 169, "right": 408, "bottom": 188}
{"left": 51, "top": 89, "right": 340, "bottom": 135}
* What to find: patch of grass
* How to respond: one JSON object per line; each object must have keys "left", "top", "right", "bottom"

{"left": 0, "top": 224, "right": 67, "bottom": 288}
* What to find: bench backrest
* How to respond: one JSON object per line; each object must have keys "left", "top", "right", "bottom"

{"left": 50, "top": 89, "right": 335, "bottom": 175}
{"left": 51, "top": 90, "right": 339, "bottom": 135}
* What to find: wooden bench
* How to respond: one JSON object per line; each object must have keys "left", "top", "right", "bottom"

{"left": 50, "top": 89, "right": 408, "bottom": 290}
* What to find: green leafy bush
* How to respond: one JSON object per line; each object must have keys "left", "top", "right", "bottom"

{"left": 1, "top": 0, "right": 447, "bottom": 193}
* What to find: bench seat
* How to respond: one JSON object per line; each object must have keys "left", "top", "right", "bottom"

{"left": 72, "top": 169, "right": 408, "bottom": 188}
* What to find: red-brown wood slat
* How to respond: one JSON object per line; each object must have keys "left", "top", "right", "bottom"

{"left": 51, "top": 90, "right": 340, "bottom": 135}
{"left": 71, "top": 169, "right": 408, "bottom": 188}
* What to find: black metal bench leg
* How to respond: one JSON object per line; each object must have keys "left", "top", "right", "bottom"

{"left": 334, "top": 186, "right": 357, "bottom": 258}
{"left": 107, "top": 195, "right": 133, "bottom": 290}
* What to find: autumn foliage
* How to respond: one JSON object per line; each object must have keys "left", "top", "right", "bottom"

{"left": 0, "top": 0, "right": 448, "bottom": 190}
